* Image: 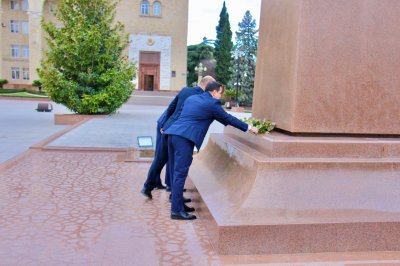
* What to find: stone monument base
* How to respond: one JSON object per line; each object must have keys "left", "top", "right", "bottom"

{"left": 189, "top": 129, "right": 400, "bottom": 255}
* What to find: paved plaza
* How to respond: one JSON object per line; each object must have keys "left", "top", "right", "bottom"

{"left": 0, "top": 99, "right": 71, "bottom": 164}
{"left": 1, "top": 97, "right": 400, "bottom": 265}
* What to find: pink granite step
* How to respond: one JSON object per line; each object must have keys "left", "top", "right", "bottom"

{"left": 189, "top": 131, "right": 400, "bottom": 255}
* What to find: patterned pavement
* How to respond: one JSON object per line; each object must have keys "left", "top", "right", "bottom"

{"left": 0, "top": 149, "right": 219, "bottom": 265}
{"left": 1, "top": 149, "right": 400, "bottom": 265}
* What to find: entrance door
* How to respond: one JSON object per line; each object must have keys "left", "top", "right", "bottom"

{"left": 139, "top": 52, "right": 160, "bottom": 91}
{"left": 144, "top": 75, "right": 155, "bottom": 91}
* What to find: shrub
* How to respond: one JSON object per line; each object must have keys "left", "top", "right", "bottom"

{"left": 32, "top": 80, "right": 42, "bottom": 87}
{"left": 223, "top": 88, "right": 242, "bottom": 102}
{"left": 0, "top": 88, "right": 23, "bottom": 93}
{"left": 0, "top": 79, "right": 8, "bottom": 88}
{"left": 0, "top": 88, "right": 47, "bottom": 95}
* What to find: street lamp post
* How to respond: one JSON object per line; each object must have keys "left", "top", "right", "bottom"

{"left": 194, "top": 62, "right": 207, "bottom": 85}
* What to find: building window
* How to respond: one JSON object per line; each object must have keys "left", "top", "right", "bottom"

{"left": 141, "top": 0, "right": 149, "bottom": 15}
{"left": 22, "top": 46, "right": 29, "bottom": 58}
{"left": 153, "top": 1, "right": 161, "bottom": 16}
{"left": 21, "top": 21, "right": 29, "bottom": 34}
{"left": 10, "top": 0, "right": 19, "bottom": 10}
{"left": 21, "top": 0, "right": 28, "bottom": 11}
{"left": 10, "top": 20, "right": 19, "bottom": 33}
{"left": 22, "top": 68, "right": 30, "bottom": 80}
{"left": 11, "top": 67, "right": 20, "bottom": 80}
{"left": 11, "top": 45, "right": 20, "bottom": 58}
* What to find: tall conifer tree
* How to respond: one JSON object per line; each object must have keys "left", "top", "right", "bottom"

{"left": 232, "top": 11, "right": 258, "bottom": 106}
{"left": 214, "top": 1, "right": 233, "bottom": 85}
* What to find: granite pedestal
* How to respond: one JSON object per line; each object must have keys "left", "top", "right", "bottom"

{"left": 190, "top": 0, "right": 400, "bottom": 255}
{"left": 190, "top": 129, "right": 400, "bottom": 254}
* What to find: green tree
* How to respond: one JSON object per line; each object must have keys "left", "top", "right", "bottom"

{"left": 214, "top": 1, "right": 233, "bottom": 86}
{"left": 231, "top": 11, "right": 258, "bottom": 106}
{"left": 38, "top": 0, "right": 135, "bottom": 114}
{"left": 187, "top": 43, "right": 214, "bottom": 85}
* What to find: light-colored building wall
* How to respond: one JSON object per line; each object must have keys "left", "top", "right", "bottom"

{"left": 0, "top": 4, "right": 3, "bottom": 80}
{"left": 1, "top": 0, "right": 31, "bottom": 84}
{"left": 1, "top": 0, "right": 188, "bottom": 90}
{"left": 117, "top": 0, "right": 188, "bottom": 90}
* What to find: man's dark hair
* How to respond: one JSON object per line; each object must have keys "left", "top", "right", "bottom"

{"left": 205, "top": 81, "right": 223, "bottom": 93}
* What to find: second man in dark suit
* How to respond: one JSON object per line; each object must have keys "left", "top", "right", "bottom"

{"left": 141, "top": 76, "right": 216, "bottom": 200}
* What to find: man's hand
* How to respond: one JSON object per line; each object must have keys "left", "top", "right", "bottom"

{"left": 249, "top": 126, "right": 259, "bottom": 135}
{"left": 160, "top": 128, "right": 164, "bottom": 134}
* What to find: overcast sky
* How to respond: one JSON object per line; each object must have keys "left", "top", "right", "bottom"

{"left": 187, "top": 0, "right": 262, "bottom": 45}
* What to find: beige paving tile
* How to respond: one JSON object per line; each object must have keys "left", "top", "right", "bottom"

{"left": 0, "top": 150, "right": 399, "bottom": 265}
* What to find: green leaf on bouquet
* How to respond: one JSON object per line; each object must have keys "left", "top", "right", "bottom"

{"left": 242, "top": 117, "right": 276, "bottom": 134}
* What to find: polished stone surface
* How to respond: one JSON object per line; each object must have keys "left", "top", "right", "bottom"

{"left": 190, "top": 129, "right": 400, "bottom": 255}
{"left": 1, "top": 149, "right": 400, "bottom": 265}
{"left": 253, "top": 0, "right": 400, "bottom": 135}
{"left": 225, "top": 128, "right": 400, "bottom": 159}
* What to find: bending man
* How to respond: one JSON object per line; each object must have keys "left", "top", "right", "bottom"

{"left": 164, "top": 81, "right": 259, "bottom": 220}
{"left": 141, "top": 76, "right": 216, "bottom": 199}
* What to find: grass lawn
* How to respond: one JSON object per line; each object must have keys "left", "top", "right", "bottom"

{"left": 0, "top": 92, "right": 49, "bottom": 98}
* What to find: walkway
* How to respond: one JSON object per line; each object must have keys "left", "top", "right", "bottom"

{"left": 0, "top": 99, "right": 71, "bottom": 163}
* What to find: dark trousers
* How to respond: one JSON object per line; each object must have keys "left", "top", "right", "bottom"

{"left": 168, "top": 135, "right": 194, "bottom": 212}
{"left": 143, "top": 132, "right": 170, "bottom": 190}
{"left": 155, "top": 125, "right": 171, "bottom": 186}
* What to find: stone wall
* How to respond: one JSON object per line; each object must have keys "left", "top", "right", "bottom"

{"left": 253, "top": 0, "right": 400, "bottom": 135}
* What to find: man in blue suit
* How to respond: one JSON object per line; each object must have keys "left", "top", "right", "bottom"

{"left": 141, "top": 76, "right": 216, "bottom": 201}
{"left": 165, "top": 81, "right": 259, "bottom": 220}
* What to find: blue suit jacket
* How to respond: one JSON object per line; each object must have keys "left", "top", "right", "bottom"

{"left": 164, "top": 92, "right": 249, "bottom": 150}
{"left": 161, "top": 86, "right": 204, "bottom": 131}
{"left": 157, "top": 110, "right": 167, "bottom": 127}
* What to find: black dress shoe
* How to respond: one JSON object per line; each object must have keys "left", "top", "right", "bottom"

{"left": 184, "top": 204, "right": 195, "bottom": 213}
{"left": 141, "top": 188, "right": 152, "bottom": 199}
{"left": 156, "top": 184, "right": 166, "bottom": 190}
{"left": 169, "top": 194, "right": 191, "bottom": 203}
{"left": 171, "top": 211, "right": 196, "bottom": 220}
